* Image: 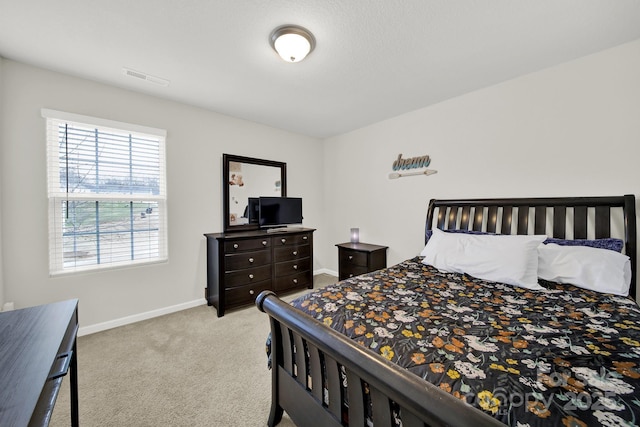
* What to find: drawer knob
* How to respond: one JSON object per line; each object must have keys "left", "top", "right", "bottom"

{"left": 233, "top": 243, "right": 239, "bottom": 249}
{"left": 248, "top": 258, "right": 254, "bottom": 263}
{"left": 348, "top": 255, "right": 353, "bottom": 260}
{"left": 248, "top": 274, "right": 254, "bottom": 279}
{"left": 292, "top": 251, "right": 297, "bottom": 256}
{"left": 262, "top": 241, "right": 267, "bottom": 246}
{"left": 293, "top": 265, "right": 298, "bottom": 270}
{"left": 303, "top": 236, "right": 308, "bottom": 240}
{"left": 249, "top": 289, "right": 255, "bottom": 295}
{"left": 293, "top": 279, "right": 298, "bottom": 284}
{"left": 281, "top": 238, "right": 286, "bottom": 244}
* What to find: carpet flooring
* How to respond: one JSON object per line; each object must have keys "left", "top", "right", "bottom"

{"left": 50, "top": 274, "right": 337, "bottom": 426}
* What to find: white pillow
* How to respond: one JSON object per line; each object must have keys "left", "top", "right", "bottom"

{"left": 538, "top": 243, "right": 631, "bottom": 296}
{"left": 420, "top": 228, "right": 547, "bottom": 290}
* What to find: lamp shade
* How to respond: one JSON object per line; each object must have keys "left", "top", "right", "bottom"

{"left": 270, "top": 25, "right": 315, "bottom": 63}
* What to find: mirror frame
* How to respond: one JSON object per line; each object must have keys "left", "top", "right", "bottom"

{"left": 222, "top": 153, "right": 287, "bottom": 233}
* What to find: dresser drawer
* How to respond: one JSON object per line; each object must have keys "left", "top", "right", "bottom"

{"left": 275, "top": 258, "right": 310, "bottom": 277}
{"left": 226, "top": 280, "right": 272, "bottom": 307}
{"left": 224, "top": 237, "right": 270, "bottom": 253}
{"left": 274, "top": 233, "right": 311, "bottom": 247}
{"left": 339, "top": 249, "right": 368, "bottom": 267}
{"left": 274, "top": 244, "right": 310, "bottom": 262}
{"left": 341, "top": 265, "right": 369, "bottom": 279}
{"left": 225, "top": 249, "right": 271, "bottom": 270}
{"left": 225, "top": 265, "right": 272, "bottom": 288}
{"left": 274, "top": 271, "right": 311, "bottom": 291}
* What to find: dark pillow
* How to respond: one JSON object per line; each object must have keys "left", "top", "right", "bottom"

{"left": 543, "top": 237, "right": 624, "bottom": 253}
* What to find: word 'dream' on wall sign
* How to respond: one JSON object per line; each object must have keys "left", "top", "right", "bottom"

{"left": 392, "top": 154, "right": 431, "bottom": 171}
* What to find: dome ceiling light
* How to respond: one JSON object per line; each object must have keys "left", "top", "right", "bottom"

{"left": 269, "top": 25, "right": 316, "bottom": 63}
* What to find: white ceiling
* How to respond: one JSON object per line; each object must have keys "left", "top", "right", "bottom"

{"left": 1, "top": 1, "right": 639, "bottom": 139}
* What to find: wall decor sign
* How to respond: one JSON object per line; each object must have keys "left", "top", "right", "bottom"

{"left": 392, "top": 153, "right": 430, "bottom": 171}
{"left": 389, "top": 153, "right": 437, "bottom": 179}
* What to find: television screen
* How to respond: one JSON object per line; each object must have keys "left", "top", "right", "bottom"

{"left": 258, "top": 197, "right": 303, "bottom": 227}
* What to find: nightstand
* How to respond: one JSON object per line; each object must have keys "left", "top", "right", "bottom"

{"left": 336, "top": 242, "right": 388, "bottom": 280}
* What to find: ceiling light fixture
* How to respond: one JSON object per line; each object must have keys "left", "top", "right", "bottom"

{"left": 269, "top": 25, "right": 316, "bottom": 63}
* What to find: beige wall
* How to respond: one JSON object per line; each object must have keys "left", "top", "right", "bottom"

{"left": 0, "top": 60, "right": 324, "bottom": 328}
{"left": 322, "top": 39, "right": 640, "bottom": 270}
{"left": 2, "top": 38, "right": 639, "bottom": 329}
{"left": 0, "top": 56, "right": 4, "bottom": 310}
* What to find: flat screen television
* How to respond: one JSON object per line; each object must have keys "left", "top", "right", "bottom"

{"left": 258, "top": 197, "right": 303, "bottom": 228}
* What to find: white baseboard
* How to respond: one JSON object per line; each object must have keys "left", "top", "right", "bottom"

{"left": 314, "top": 268, "right": 338, "bottom": 277}
{"left": 80, "top": 271, "right": 336, "bottom": 336}
{"left": 79, "top": 298, "right": 207, "bottom": 336}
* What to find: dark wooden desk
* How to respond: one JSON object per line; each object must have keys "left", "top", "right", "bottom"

{"left": 0, "top": 299, "right": 79, "bottom": 427}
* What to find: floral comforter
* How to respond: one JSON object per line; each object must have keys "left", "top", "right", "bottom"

{"left": 289, "top": 257, "right": 640, "bottom": 427}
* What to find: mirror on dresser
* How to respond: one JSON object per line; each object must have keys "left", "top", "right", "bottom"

{"left": 222, "top": 154, "right": 287, "bottom": 233}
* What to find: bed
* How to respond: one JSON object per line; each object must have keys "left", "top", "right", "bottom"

{"left": 256, "top": 195, "right": 639, "bottom": 427}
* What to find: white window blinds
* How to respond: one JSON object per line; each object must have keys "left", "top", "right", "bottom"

{"left": 42, "top": 109, "right": 168, "bottom": 275}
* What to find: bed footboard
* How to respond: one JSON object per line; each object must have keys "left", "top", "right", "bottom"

{"left": 256, "top": 291, "right": 504, "bottom": 427}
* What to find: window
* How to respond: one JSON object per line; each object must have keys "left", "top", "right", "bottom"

{"left": 43, "top": 109, "right": 167, "bottom": 275}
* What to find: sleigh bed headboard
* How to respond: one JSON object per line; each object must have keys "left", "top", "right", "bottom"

{"left": 425, "top": 195, "right": 637, "bottom": 299}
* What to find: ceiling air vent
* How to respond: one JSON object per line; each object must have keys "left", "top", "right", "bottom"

{"left": 122, "top": 67, "right": 170, "bottom": 87}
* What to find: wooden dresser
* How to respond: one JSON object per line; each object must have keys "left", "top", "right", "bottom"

{"left": 205, "top": 228, "right": 315, "bottom": 316}
{"left": 336, "top": 242, "right": 388, "bottom": 280}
